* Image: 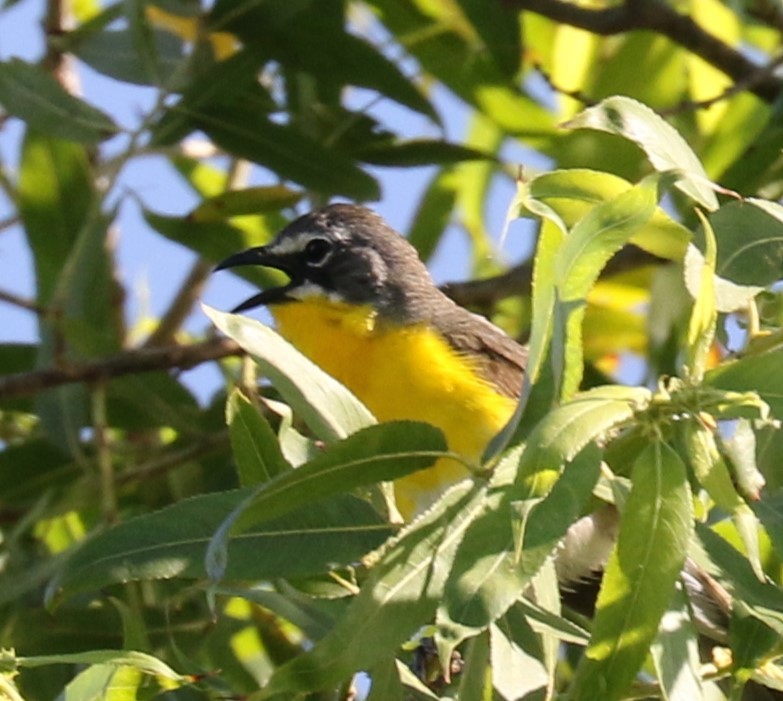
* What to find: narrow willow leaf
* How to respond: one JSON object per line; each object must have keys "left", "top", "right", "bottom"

{"left": 230, "top": 421, "right": 445, "bottom": 529}
{"left": 227, "top": 389, "right": 291, "bottom": 486}
{"left": 753, "top": 491, "right": 783, "bottom": 565}
{"left": 555, "top": 177, "right": 658, "bottom": 396}
{"left": 697, "top": 525, "right": 783, "bottom": 636}
{"left": 72, "top": 28, "right": 186, "bottom": 87}
{"left": 205, "top": 421, "right": 447, "bottom": 580}
{"left": 721, "top": 419, "right": 765, "bottom": 502}
{"left": 444, "top": 443, "right": 601, "bottom": 628}
{"left": 63, "top": 665, "right": 144, "bottom": 701}
{"left": 145, "top": 210, "right": 280, "bottom": 291}
{"left": 685, "top": 210, "right": 718, "bottom": 379}
{"left": 0, "top": 59, "right": 118, "bottom": 143}
{"left": 455, "top": 0, "right": 522, "bottom": 78}
{"left": 188, "top": 185, "right": 303, "bottom": 223}
{"left": 366, "top": 0, "right": 555, "bottom": 138}
{"left": 570, "top": 441, "right": 692, "bottom": 701}
{"left": 515, "top": 385, "right": 650, "bottom": 490}
{"left": 457, "top": 630, "right": 491, "bottom": 701}
{"left": 407, "top": 167, "right": 459, "bottom": 262}
{"left": 704, "top": 349, "right": 783, "bottom": 417}
{"left": 651, "top": 582, "right": 702, "bottom": 701}
{"left": 491, "top": 609, "right": 549, "bottom": 700}
{"left": 367, "top": 659, "right": 405, "bottom": 701}
{"left": 15, "top": 650, "right": 185, "bottom": 681}
{"left": 522, "top": 169, "right": 691, "bottom": 261}
{"left": 356, "top": 140, "right": 494, "bottom": 167}
{"left": 565, "top": 96, "right": 719, "bottom": 210}
{"left": 205, "top": 305, "right": 376, "bottom": 442}
{"left": 18, "top": 131, "right": 93, "bottom": 304}
{"left": 708, "top": 199, "right": 783, "bottom": 291}
{"left": 191, "top": 106, "right": 380, "bottom": 200}
{"left": 49, "top": 492, "right": 391, "bottom": 604}
{"left": 257, "top": 481, "right": 486, "bottom": 698}
{"left": 730, "top": 601, "right": 782, "bottom": 689}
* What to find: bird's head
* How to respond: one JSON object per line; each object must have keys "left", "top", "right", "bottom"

{"left": 216, "top": 203, "right": 436, "bottom": 322}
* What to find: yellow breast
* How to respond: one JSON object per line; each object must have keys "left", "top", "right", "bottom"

{"left": 272, "top": 298, "right": 516, "bottom": 517}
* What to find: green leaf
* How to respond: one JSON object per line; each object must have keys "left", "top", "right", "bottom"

{"left": 407, "top": 167, "right": 459, "bottom": 262}
{"left": 697, "top": 525, "right": 783, "bottom": 636}
{"left": 650, "top": 582, "right": 702, "bottom": 701}
{"left": 187, "top": 185, "right": 303, "bottom": 223}
{"left": 184, "top": 104, "right": 380, "bottom": 200}
{"left": 490, "top": 608, "right": 549, "bottom": 699}
{"left": 570, "top": 441, "right": 693, "bottom": 701}
{"left": 15, "top": 649, "right": 185, "bottom": 681}
{"left": 366, "top": 0, "right": 555, "bottom": 139}
{"left": 0, "top": 59, "right": 118, "bottom": 143}
{"left": 685, "top": 209, "right": 718, "bottom": 378}
{"left": 150, "top": 47, "right": 275, "bottom": 146}
{"left": 72, "top": 28, "right": 187, "bottom": 86}
{"left": 18, "top": 131, "right": 94, "bottom": 304}
{"left": 49, "top": 491, "right": 391, "bottom": 603}
{"left": 257, "top": 481, "right": 486, "bottom": 698}
{"left": 62, "top": 664, "right": 144, "bottom": 701}
{"left": 565, "top": 96, "right": 719, "bottom": 210}
{"left": 443, "top": 443, "right": 601, "bottom": 628}
{"left": 206, "top": 421, "right": 447, "bottom": 579}
{"left": 357, "top": 140, "right": 495, "bottom": 167}
{"left": 205, "top": 306, "right": 376, "bottom": 442}
{"left": 455, "top": 0, "right": 522, "bottom": 78}
{"left": 227, "top": 389, "right": 291, "bottom": 486}
{"left": 685, "top": 198, "right": 783, "bottom": 312}
{"left": 554, "top": 177, "right": 658, "bottom": 396}
{"left": 516, "top": 385, "right": 650, "bottom": 491}
{"left": 704, "top": 349, "right": 783, "bottom": 418}
{"left": 458, "top": 630, "right": 492, "bottom": 701}
{"left": 520, "top": 169, "right": 691, "bottom": 261}
{"left": 209, "top": 2, "right": 438, "bottom": 123}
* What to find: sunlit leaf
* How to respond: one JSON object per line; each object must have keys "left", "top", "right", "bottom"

{"left": 571, "top": 441, "right": 692, "bottom": 701}
{"left": 205, "top": 306, "right": 376, "bottom": 442}
{"left": 565, "top": 96, "right": 719, "bottom": 210}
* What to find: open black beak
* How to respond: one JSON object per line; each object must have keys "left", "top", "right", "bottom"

{"left": 215, "top": 246, "right": 293, "bottom": 313}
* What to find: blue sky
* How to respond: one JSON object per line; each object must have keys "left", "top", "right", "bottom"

{"left": 0, "top": 0, "right": 542, "bottom": 401}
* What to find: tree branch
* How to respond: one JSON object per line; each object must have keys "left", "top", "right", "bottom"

{"left": 508, "top": 0, "right": 783, "bottom": 103}
{"left": 0, "top": 338, "right": 243, "bottom": 401}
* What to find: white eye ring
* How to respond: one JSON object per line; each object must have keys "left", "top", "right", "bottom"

{"left": 303, "top": 237, "right": 332, "bottom": 266}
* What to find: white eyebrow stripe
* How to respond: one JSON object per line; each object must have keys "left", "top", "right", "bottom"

{"left": 270, "top": 229, "right": 347, "bottom": 256}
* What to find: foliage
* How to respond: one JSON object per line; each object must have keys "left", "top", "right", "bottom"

{"left": 2, "top": 1, "right": 783, "bottom": 700}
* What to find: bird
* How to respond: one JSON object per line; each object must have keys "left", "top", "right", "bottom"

{"left": 215, "top": 203, "right": 529, "bottom": 516}
{"left": 215, "top": 203, "right": 617, "bottom": 577}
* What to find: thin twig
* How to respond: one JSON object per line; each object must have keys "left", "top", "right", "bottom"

{"left": 0, "top": 338, "right": 243, "bottom": 401}
{"left": 0, "top": 289, "right": 44, "bottom": 314}
{"left": 117, "top": 431, "right": 231, "bottom": 485}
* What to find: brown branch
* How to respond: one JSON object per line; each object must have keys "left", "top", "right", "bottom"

{"left": 441, "top": 245, "right": 662, "bottom": 308}
{"left": 0, "top": 289, "right": 44, "bottom": 314}
{"left": 508, "top": 0, "right": 783, "bottom": 103}
{"left": 0, "top": 337, "right": 243, "bottom": 401}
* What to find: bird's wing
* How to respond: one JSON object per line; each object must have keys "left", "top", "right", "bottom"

{"left": 436, "top": 304, "right": 527, "bottom": 400}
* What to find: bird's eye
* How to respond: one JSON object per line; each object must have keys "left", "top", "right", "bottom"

{"left": 303, "top": 237, "right": 332, "bottom": 266}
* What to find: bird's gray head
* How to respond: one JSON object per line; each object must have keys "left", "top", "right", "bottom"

{"left": 216, "top": 204, "right": 437, "bottom": 322}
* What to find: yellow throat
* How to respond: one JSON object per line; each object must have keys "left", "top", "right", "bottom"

{"left": 272, "top": 297, "right": 517, "bottom": 517}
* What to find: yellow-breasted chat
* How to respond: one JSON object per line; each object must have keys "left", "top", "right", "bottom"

{"left": 216, "top": 203, "right": 528, "bottom": 518}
